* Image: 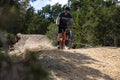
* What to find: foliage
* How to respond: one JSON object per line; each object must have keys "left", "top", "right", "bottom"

{"left": 27, "top": 14, "right": 50, "bottom": 34}
{"left": 46, "top": 23, "right": 58, "bottom": 46}
{"left": 40, "top": 3, "right": 63, "bottom": 21}
{"left": 0, "top": 1, "right": 50, "bottom": 79}
{"left": 69, "top": 0, "right": 120, "bottom": 47}
{"left": 22, "top": 51, "right": 49, "bottom": 80}
{"left": 6, "top": 33, "right": 16, "bottom": 46}
{"left": 0, "top": 50, "right": 48, "bottom": 80}
{"left": 0, "top": 0, "right": 20, "bottom": 32}
{"left": 24, "top": 3, "right": 63, "bottom": 34}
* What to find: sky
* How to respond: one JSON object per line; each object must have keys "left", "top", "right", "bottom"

{"left": 30, "top": 0, "right": 68, "bottom": 10}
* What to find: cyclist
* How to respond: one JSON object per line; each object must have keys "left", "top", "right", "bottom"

{"left": 56, "top": 7, "right": 75, "bottom": 49}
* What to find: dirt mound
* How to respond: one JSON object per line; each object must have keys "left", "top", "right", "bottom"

{"left": 12, "top": 34, "right": 54, "bottom": 54}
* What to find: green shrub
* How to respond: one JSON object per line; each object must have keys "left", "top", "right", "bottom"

{"left": 6, "top": 33, "right": 15, "bottom": 46}
{"left": 0, "top": 50, "right": 49, "bottom": 80}
{"left": 23, "top": 51, "right": 49, "bottom": 80}
{"left": 46, "top": 23, "right": 58, "bottom": 46}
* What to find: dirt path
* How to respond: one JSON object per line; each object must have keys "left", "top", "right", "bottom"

{"left": 11, "top": 34, "right": 120, "bottom": 80}
{"left": 39, "top": 47, "right": 120, "bottom": 80}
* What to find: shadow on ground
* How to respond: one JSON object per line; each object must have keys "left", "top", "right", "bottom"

{"left": 38, "top": 49, "right": 113, "bottom": 80}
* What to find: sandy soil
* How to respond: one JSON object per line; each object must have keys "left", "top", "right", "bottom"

{"left": 11, "top": 34, "right": 120, "bottom": 80}
{"left": 10, "top": 34, "right": 54, "bottom": 54}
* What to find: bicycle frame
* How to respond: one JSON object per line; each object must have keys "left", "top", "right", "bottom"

{"left": 59, "top": 27, "right": 74, "bottom": 49}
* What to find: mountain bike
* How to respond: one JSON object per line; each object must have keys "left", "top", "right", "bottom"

{"left": 59, "top": 27, "right": 75, "bottom": 49}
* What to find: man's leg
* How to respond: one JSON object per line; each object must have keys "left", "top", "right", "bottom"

{"left": 57, "top": 33, "right": 62, "bottom": 45}
{"left": 57, "top": 26, "right": 62, "bottom": 49}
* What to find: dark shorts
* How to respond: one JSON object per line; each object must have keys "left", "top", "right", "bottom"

{"left": 58, "top": 25, "right": 67, "bottom": 33}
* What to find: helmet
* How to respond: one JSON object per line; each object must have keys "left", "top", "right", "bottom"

{"left": 65, "top": 7, "right": 70, "bottom": 11}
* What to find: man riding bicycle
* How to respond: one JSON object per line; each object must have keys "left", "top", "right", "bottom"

{"left": 56, "top": 7, "right": 75, "bottom": 49}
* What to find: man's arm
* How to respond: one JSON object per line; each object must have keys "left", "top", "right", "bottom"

{"left": 56, "top": 16, "right": 60, "bottom": 25}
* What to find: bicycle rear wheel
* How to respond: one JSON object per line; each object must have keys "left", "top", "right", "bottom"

{"left": 67, "top": 30, "right": 74, "bottom": 49}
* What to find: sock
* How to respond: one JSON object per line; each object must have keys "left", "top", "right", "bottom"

{"left": 58, "top": 41, "right": 60, "bottom": 45}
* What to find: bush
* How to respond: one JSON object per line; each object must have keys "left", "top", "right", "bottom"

{"left": 22, "top": 51, "right": 49, "bottom": 80}
{"left": 46, "top": 23, "right": 58, "bottom": 46}
{"left": 6, "top": 33, "right": 16, "bottom": 46}
{"left": 0, "top": 50, "right": 49, "bottom": 80}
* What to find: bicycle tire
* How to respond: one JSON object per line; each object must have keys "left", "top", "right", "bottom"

{"left": 67, "top": 30, "right": 74, "bottom": 49}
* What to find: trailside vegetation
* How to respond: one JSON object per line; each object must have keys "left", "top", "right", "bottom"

{"left": 69, "top": 0, "right": 120, "bottom": 47}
